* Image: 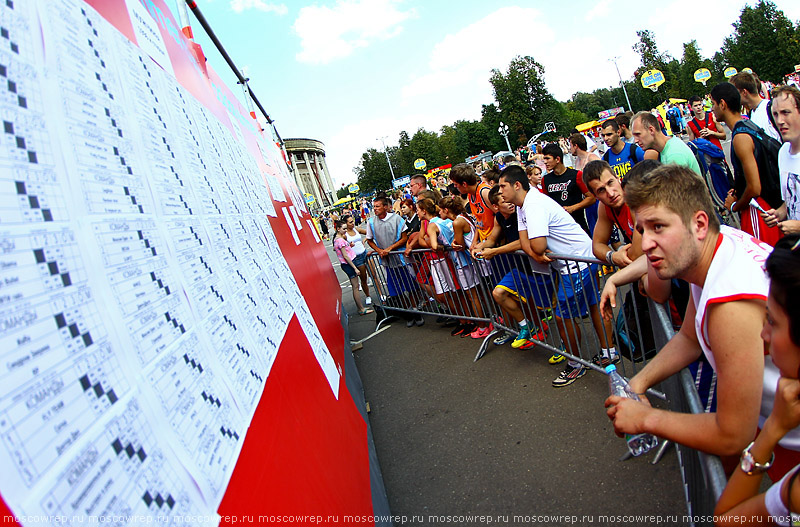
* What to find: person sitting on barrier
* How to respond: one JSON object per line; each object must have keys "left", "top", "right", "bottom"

{"left": 604, "top": 164, "right": 769, "bottom": 461}
{"left": 438, "top": 196, "right": 492, "bottom": 339}
{"left": 473, "top": 186, "right": 555, "bottom": 353}
{"left": 366, "top": 193, "right": 422, "bottom": 326}
{"left": 500, "top": 164, "right": 607, "bottom": 388}
{"left": 714, "top": 236, "right": 800, "bottom": 525}
{"left": 333, "top": 220, "right": 373, "bottom": 316}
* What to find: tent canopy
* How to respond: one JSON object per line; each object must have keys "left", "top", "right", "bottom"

{"left": 576, "top": 120, "right": 601, "bottom": 132}
{"left": 332, "top": 195, "right": 355, "bottom": 206}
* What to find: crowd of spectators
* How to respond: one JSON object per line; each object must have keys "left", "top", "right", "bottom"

{"left": 323, "top": 75, "right": 800, "bottom": 523}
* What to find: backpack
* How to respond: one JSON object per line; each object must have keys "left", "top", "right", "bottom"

{"left": 687, "top": 138, "right": 734, "bottom": 204}
{"left": 731, "top": 119, "right": 783, "bottom": 209}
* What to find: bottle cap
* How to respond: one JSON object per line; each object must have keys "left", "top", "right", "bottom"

{"left": 604, "top": 364, "right": 617, "bottom": 373}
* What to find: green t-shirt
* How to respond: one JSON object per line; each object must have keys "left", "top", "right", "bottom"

{"left": 660, "top": 137, "right": 701, "bottom": 175}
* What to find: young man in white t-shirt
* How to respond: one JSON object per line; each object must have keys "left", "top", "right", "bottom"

{"left": 499, "top": 165, "right": 613, "bottom": 387}
{"left": 604, "top": 164, "right": 770, "bottom": 462}
{"left": 763, "top": 85, "right": 800, "bottom": 236}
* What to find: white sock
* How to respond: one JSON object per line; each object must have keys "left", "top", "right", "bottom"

{"left": 568, "top": 360, "right": 580, "bottom": 368}
{"left": 519, "top": 320, "right": 528, "bottom": 328}
{"left": 607, "top": 347, "right": 618, "bottom": 357}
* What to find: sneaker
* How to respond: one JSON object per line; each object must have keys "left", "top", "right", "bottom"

{"left": 442, "top": 318, "right": 459, "bottom": 328}
{"left": 493, "top": 331, "right": 514, "bottom": 346}
{"left": 548, "top": 353, "right": 566, "bottom": 365}
{"left": 552, "top": 364, "right": 587, "bottom": 388}
{"left": 414, "top": 316, "right": 425, "bottom": 327}
{"left": 365, "top": 297, "right": 372, "bottom": 306}
{"left": 469, "top": 325, "right": 491, "bottom": 339}
{"left": 511, "top": 327, "right": 535, "bottom": 350}
{"left": 406, "top": 318, "right": 416, "bottom": 328}
{"left": 460, "top": 323, "right": 476, "bottom": 337}
{"left": 590, "top": 353, "right": 620, "bottom": 367}
{"left": 451, "top": 324, "right": 468, "bottom": 336}
{"left": 436, "top": 315, "right": 448, "bottom": 324}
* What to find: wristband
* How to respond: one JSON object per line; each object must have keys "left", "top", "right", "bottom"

{"left": 605, "top": 249, "right": 615, "bottom": 265}
{"left": 729, "top": 201, "right": 737, "bottom": 213}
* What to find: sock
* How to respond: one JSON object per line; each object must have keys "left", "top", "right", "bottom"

{"left": 608, "top": 346, "right": 618, "bottom": 357}
{"left": 602, "top": 347, "right": 610, "bottom": 359}
{"left": 568, "top": 360, "right": 580, "bottom": 368}
{"left": 518, "top": 320, "right": 528, "bottom": 328}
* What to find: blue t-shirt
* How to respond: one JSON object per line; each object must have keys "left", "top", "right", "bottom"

{"left": 604, "top": 142, "right": 645, "bottom": 181}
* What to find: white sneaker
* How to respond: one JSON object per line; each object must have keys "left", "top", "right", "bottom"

{"left": 365, "top": 296, "right": 372, "bottom": 305}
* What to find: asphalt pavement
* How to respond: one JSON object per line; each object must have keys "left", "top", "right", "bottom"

{"left": 325, "top": 240, "right": 689, "bottom": 527}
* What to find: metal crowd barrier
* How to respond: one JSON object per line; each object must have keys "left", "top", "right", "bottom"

{"left": 364, "top": 245, "right": 726, "bottom": 525}
{"left": 365, "top": 247, "right": 660, "bottom": 386}
{"left": 648, "top": 300, "right": 726, "bottom": 527}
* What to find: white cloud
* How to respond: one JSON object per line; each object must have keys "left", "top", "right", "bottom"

{"left": 230, "top": 0, "right": 287, "bottom": 15}
{"left": 584, "top": 0, "right": 612, "bottom": 22}
{"left": 293, "top": 0, "right": 416, "bottom": 64}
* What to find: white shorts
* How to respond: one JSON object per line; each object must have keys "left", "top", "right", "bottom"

{"left": 430, "top": 258, "right": 457, "bottom": 294}
{"left": 456, "top": 265, "right": 478, "bottom": 289}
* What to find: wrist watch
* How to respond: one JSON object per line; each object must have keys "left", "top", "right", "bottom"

{"left": 739, "top": 441, "right": 774, "bottom": 475}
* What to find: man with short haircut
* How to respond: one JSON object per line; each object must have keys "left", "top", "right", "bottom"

{"left": 600, "top": 120, "right": 645, "bottom": 180}
{"left": 686, "top": 95, "right": 725, "bottom": 149}
{"left": 408, "top": 174, "right": 428, "bottom": 198}
{"left": 449, "top": 163, "right": 494, "bottom": 248}
{"left": 569, "top": 133, "right": 601, "bottom": 172}
{"left": 631, "top": 111, "right": 701, "bottom": 174}
{"left": 570, "top": 127, "right": 598, "bottom": 153}
{"left": 605, "top": 164, "right": 769, "bottom": 459}
{"left": 500, "top": 165, "right": 611, "bottom": 387}
{"left": 712, "top": 82, "right": 783, "bottom": 246}
{"left": 366, "top": 195, "right": 420, "bottom": 325}
{"left": 541, "top": 143, "right": 595, "bottom": 234}
{"left": 763, "top": 85, "right": 800, "bottom": 235}
{"left": 731, "top": 72, "right": 781, "bottom": 141}
{"left": 614, "top": 113, "right": 635, "bottom": 144}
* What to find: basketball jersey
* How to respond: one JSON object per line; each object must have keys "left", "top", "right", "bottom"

{"left": 468, "top": 181, "right": 495, "bottom": 241}
{"left": 690, "top": 226, "right": 771, "bottom": 370}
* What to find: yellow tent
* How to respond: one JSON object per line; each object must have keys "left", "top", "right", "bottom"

{"left": 576, "top": 120, "right": 601, "bottom": 133}
{"left": 669, "top": 98, "right": 687, "bottom": 104}
{"left": 332, "top": 195, "right": 355, "bottom": 206}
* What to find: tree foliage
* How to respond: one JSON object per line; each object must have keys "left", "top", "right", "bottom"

{"left": 721, "top": 0, "right": 800, "bottom": 83}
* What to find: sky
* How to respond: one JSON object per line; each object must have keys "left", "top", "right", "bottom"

{"left": 170, "top": 0, "right": 800, "bottom": 189}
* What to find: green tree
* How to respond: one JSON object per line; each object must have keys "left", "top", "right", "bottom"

{"left": 409, "top": 128, "right": 443, "bottom": 170}
{"left": 633, "top": 29, "right": 673, "bottom": 109}
{"left": 438, "top": 125, "right": 460, "bottom": 166}
{"left": 396, "top": 130, "right": 414, "bottom": 176}
{"left": 336, "top": 185, "right": 350, "bottom": 200}
{"left": 721, "top": 0, "right": 800, "bottom": 82}
{"left": 354, "top": 148, "right": 395, "bottom": 192}
{"left": 453, "top": 120, "right": 492, "bottom": 160}
{"left": 489, "top": 55, "right": 559, "bottom": 147}
{"left": 480, "top": 103, "right": 506, "bottom": 153}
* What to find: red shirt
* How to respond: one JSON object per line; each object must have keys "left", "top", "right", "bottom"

{"left": 688, "top": 113, "right": 723, "bottom": 149}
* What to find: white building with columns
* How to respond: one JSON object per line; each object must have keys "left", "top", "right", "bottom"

{"left": 284, "top": 138, "right": 335, "bottom": 209}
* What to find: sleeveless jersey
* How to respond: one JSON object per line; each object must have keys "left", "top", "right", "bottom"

{"left": 688, "top": 227, "right": 799, "bottom": 447}
{"left": 432, "top": 217, "right": 470, "bottom": 269}
{"left": 468, "top": 181, "right": 495, "bottom": 242}
{"left": 690, "top": 226, "right": 771, "bottom": 369}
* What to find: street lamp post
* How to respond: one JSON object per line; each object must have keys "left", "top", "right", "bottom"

{"left": 610, "top": 56, "right": 634, "bottom": 113}
{"left": 498, "top": 122, "right": 512, "bottom": 151}
{"left": 378, "top": 136, "right": 397, "bottom": 182}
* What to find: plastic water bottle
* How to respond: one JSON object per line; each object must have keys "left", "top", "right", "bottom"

{"left": 606, "top": 364, "right": 658, "bottom": 456}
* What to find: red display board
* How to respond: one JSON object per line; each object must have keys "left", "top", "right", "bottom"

{"left": 0, "top": 1, "right": 380, "bottom": 525}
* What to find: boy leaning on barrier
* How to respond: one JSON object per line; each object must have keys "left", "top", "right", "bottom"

{"left": 499, "top": 165, "right": 611, "bottom": 388}
{"left": 471, "top": 185, "right": 555, "bottom": 355}
{"left": 603, "top": 164, "right": 771, "bottom": 463}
